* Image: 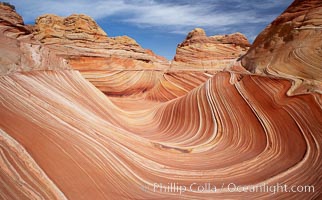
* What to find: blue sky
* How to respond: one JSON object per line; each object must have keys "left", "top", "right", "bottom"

{"left": 7, "top": 0, "right": 293, "bottom": 60}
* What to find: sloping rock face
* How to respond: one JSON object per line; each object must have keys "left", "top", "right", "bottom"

{"left": 1, "top": 70, "right": 321, "bottom": 200}
{"left": 32, "top": 14, "right": 170, "bottom": 95}
{"left": 172, "top": 28, "right": 250, "bottom": 70}
{"left": 0, "top": 3, "right": 34, "bottom": 74}
{"left": 0, "top": 5, "right": 169, "bottom": 95}
{"left": 0, "top": 1, "right": 322, "bottom": 200}
{"left": 241, "top": 0, "right": 322, "bottom": 94}
{"left": 31, "top": 13, "right": 168, "bottom": 69}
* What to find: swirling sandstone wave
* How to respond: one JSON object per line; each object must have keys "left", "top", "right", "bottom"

{"left": 0, "top": 70, "right": 321, "bottom": 199}
{"left": 0, "top": 129, "right": 67, "bottom": 200}
{"left": 0, "top": 1, "right": 321, "bottom": 200}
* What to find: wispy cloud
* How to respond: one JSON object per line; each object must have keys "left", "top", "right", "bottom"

{"left": 7, "top": 0, "right": 131, "bottom": 22}
{"left": 8, "top": 0, "right": 292, "bottom": 29}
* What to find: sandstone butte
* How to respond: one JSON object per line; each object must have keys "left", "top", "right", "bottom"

{"left": 0, "top": 0, "right": 321, "bottom": 199}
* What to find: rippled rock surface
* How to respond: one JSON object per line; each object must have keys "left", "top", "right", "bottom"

{"left": 0, "top": 1, "right": 321, "bottom": 199}
{"left": 241, "top": 0, "right": 322, "bottom": 95}
{"left": 172, "top": 28, "right": 250, "bottom": 70}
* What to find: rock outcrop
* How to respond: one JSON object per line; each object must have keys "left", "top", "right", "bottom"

{"left": 0, "top": 3, "right": 33, "bottom": 74}
{"left": 241, "top": 0, "right": 322, "bottom": 94}
{"left": 33, "top": 14, "right": 170, "bottom": 96}
{"left": 0, "top": 5, "right": 169, "bottom": 95}
{"left": 172, "top": 28, "right": 250, "bottom": 70}
{"left": 33, "top": 14, "right": 107, "bottom": 42}
{"left": 0, "top": 1, "right": 321, "bottom": 200}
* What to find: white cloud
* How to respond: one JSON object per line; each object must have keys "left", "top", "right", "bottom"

{"left": 6, "top": 0, "right": 293, "bottom": 40}
{"left": 8, "top": 0, "right": 275, "bottom": 26}
{"left": 8, "top": 0, "right": 130, "bottom": 21}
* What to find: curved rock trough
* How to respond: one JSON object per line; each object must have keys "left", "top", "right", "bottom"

{"left": 0, "top": 1, "right": 321, "bottom": 199}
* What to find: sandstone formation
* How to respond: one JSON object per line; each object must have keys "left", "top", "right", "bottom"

{"left": 0, "top": 1, "right": 321, "bottom": 200}
{"left": 34, "top": 14, "right": 107, "bottom": 42}
{"left": 241, "top": 0, "right": 322, "bottom": 95}
{"left": 34, "top": 15, "right": 171, "bottom": 96}
{"left": 1, "top": 70, "right": 321, "bottom": 200}
{"left": 0, "top": 4, "right": 169, "bottom": 95}
{"left": 172, "top": 28, "right": 250, "bottom": 70}
{"left": 0, "top": 3, "right": 33, "bottom": 74}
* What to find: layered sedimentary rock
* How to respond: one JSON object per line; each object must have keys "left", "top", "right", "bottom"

{"left": 172, "top": 28, "right": 250, "bottom": 70}
{"left": 0, "top": 129, "right": 67, "bottom": 200}
{"left": 0, "top": 70, "right": 321, "bottom": 200}
{"left": 33, "top": 14, "right": 170, "bottom": 95}
{"left": 0, "top": 3, "right": 33, "bottom": 74}
{"left": 0, "top": 1, "right": 322, "bottom": 200}
{"left": 241, "top": 0, "right": 322, "bottom": 94}
{"left": 0, "top": 4, "right": 169, "bottom": 95}
{"left": 33, "top": 14, "right": 107, "bottom": 42}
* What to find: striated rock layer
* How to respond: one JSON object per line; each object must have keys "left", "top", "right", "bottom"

{"left": 33, "top": 14, "right": 169, "bottom": 95}
{"left": 0, "top": 4, "right": 169, "bottom": 95}
{"left": 0, "top": 1, "right": 322, "bottom": 200}
{"left": 241, "top": 0, "right": 322, "bottom": 94}
{"left": 172, "top": 28, "right": 250, "bottom": 71}
{"left": 0, "top": 70, "right": 321, "bottom": 199}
